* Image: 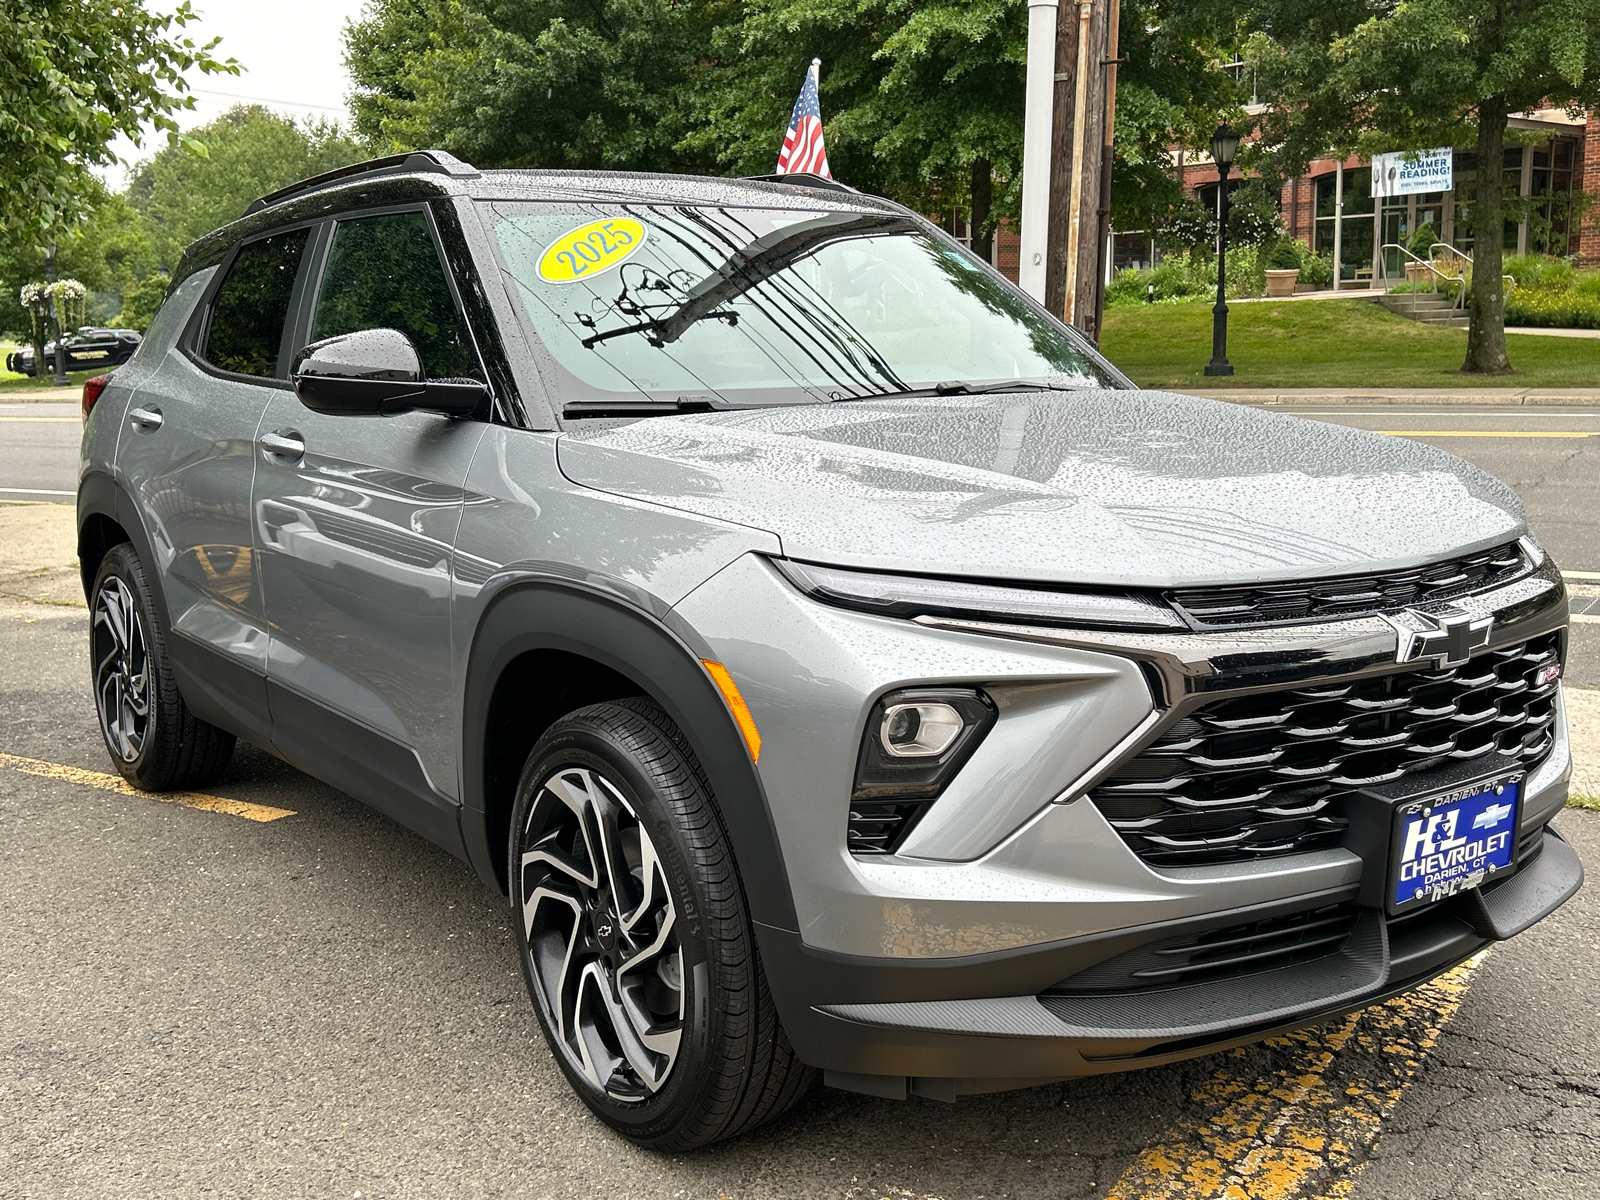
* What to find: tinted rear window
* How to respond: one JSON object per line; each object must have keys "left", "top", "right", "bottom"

{"left": 204, "top": 228, "right": 311, "bottom": 377}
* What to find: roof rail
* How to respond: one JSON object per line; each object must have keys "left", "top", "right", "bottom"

{"left": 740, "top": 172, "right": 859, "bottom": 195}
{"left": 244, "top": 150, "right": 480, "bottom": 217}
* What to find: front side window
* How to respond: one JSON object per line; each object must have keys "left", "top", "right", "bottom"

{"left": 309, "top": 210, "right": 478, "bottom": 381}
{"left": 204, "top": 228, "right": 311, "bottom": 377}
{"left": 487, "top": 202, "right": 1121, "bottom": 407}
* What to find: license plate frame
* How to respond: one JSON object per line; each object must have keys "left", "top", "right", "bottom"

{"left": 1388, "top": 773, "right": 1523, "bottom": 916}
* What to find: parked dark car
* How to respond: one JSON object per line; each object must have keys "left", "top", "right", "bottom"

{"left": 7, "top": 326, "right": 141, "bottom": 376}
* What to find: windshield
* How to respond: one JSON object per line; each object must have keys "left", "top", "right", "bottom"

{"left": 486, "top": 202, "right": 1122, "bottom": 407}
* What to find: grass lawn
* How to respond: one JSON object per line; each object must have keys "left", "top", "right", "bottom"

{"left": 1099, "top": 298, "right": 1600, "bottom": 390}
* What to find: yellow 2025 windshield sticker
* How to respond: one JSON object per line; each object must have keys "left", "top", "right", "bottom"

{"left": 537, "top": 218, "right": 648, "bottom": 283}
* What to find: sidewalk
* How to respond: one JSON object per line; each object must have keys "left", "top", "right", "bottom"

{"left": 1186, "top": 387, "right": 1600, "bottom": 406}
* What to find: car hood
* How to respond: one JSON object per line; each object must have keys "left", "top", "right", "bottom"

{"left": 554, "top": 390, "right": 1527, "bottom": 588}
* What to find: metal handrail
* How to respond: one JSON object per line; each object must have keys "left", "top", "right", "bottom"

{"left": 1377, "top": 242, "right": 1514, "bottom": 313}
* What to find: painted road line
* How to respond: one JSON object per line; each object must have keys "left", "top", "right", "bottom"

{"left": 0, "top": 751, "right": 295, "bottom": 822}
{"left": 0, "top": 487, "right": 74, "bottom": 497}
{"left": 1373, "top": 430, "right": 1597, "bottom": 438}
{"left": 1566, "top": 571, "right": 1600, "bottom": 581}
{"left": 0, "top": 415, "right": 78, "bottom": 422}
{"left": 1101, "top": 954, "right": 1486, "bottom": 1200}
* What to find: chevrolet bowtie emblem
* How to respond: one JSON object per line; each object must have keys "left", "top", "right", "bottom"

{"left": 1383, "top": 606, "right": 1493, "bottom": 667}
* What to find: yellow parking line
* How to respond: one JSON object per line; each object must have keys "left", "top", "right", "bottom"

{"left": 1373, "top": 430, "right": 1596, "bottom": 438}
{"left": 1101, "top": 953, "right": 1486, "bottom": 1200}
{"left": 0, "top": 415, "right": 79, "bottom": 422}
{"left": 0, "top": 751, "right": 295, "bottom": 822}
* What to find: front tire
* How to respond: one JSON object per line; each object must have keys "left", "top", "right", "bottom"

{"left": 90, "top": 542, "right": 235, "bottom": 790}
{"left": 509, "top": 698, "right": 813, "bottom": 1150}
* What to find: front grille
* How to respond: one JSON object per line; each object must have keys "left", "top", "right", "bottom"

{"left": 1047, "top": 902, "right": 1361, "bottom": 993}
{"left": 1089, "top": 631, "right": 1562, "bottom": 867}
{"left": 1167, "top": 541, "right": 1528, "bottom": 629}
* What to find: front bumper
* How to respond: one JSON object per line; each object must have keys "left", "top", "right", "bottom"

{"left": 675, "top": 552, "right": 1580, "bottom": 1088}
{"left": 770, "top": 826, "right": 1581, "bottom": 1097}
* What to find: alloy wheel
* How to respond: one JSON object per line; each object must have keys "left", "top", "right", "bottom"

{"left": 92, "top": 576, "right": 150, "bottom": 763}
{"left": 518, "top": 765, "right": 685, "bottom": 1102}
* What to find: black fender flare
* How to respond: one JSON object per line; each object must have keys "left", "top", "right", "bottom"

{"left": 459, "top": 580, "right": 800, "bottom": 934}
{"left": 76, "top": 469, "right": 169, "bottom": 626}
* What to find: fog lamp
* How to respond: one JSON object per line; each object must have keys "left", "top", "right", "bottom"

{"left": 880, "top": 701, "right": 965, "bottom": 757}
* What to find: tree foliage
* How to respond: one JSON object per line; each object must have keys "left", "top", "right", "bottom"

{"left": 345, "top": 0, "right": 730, "bottom": 173}
{"left": 1214, "top": 0, "right": 1600, "bottom": 372}
{"left": 345, "top": 0, "right": 1237, "bottom": 256}
{"left": 126, "top": 105, "right": 370, "bottom": 274}
{"left": 0, "top": 0, "right": 235, "bottom": 243}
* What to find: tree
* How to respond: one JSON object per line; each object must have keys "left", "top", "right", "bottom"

{"left": 681, "top": 0, "right": 1028, "bottom": 259}
{"left": 1224, "top": 0, "right": 1600, "bottom": 374}
{"left": 345, "top": 0, "right": 1233, "bottom": 270}
{"left": 0, "top": 181, "right": 157, "bottom": 338}
{"left": 126, "top": 105, "right": 371, "bottom": 274}
{"left": 0, "top": 0, "right": 234, "bottom": 244}
{"left": 345, "top": 0, "right": 729, "bottom": 174}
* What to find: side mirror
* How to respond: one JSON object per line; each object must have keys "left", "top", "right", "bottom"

{"left": 291, "top": 328, "right": 487, "bottom": 417}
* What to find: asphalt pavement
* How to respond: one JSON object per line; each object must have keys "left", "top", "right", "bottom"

{"left": 4, "top": 399, "right": 1600, "bottom": 1198}
{"left": 0, "top": 401, "right": 78, "bottom": 501}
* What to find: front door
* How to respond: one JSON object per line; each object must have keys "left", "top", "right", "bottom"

{"left": 252, "top": 207, "right": 489, "bottom": 848}
{"left": 115, "top": 227, "right": 316, "bottom": 740}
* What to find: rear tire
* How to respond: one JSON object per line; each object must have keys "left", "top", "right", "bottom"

{"left": 508, "top": 698, "right": 814, "bottom": 1150}
{"left": 90, "top": 542, "right": 235, "bottom": 790}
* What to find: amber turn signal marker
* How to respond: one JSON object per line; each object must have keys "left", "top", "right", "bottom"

{"left": 701, "top": 660, "right": 761, "bottom": 763}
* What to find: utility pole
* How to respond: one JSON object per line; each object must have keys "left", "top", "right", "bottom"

{"left": 1089, "top": 0, "right": 1123, "bottom": 338}
{"left": 1044, "top": 0, "right": 1112, "bottom": 336}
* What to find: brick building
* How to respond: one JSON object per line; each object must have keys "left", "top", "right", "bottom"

{"left": 943, "top": 108, "right": 1599, "bottom": 292}
{"left": 1171, "top": 108, "right": 1598, "bottom": 286}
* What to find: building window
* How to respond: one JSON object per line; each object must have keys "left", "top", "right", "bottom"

{"left": 1312, "top": 170, "right": 1375, "bottom": 283}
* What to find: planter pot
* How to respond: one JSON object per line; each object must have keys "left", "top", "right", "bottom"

{"left": 1265, "top": 268, "right": 1299, "bottom": 297}
{"left": 1404, "top": 261, "right": 1429, "bottom": 283}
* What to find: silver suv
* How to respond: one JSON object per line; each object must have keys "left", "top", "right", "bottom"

{"left": 78, "top": 151, "right": 1581, "bottom": 1149}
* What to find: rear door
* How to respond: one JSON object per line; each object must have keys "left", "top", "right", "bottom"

{"left": 115, "top": 224, "right": 316, "bottom": 741}
{"left": 252, "top": 204, "right": 489, "bottom": 847}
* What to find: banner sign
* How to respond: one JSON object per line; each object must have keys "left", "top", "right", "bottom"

{"left": 1371, "top": 148, "right": 1453, "bottom": 198}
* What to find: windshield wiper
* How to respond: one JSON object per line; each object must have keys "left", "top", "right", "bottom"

{"left": 831, "top": 379, "right": 1061, "bottom": 402}
{"left": 562, "top": 395, "right": 758, "bottom": 419}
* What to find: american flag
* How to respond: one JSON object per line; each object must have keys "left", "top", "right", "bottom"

{"left": 776, "top": 59, "right": 831, "bottom": 178}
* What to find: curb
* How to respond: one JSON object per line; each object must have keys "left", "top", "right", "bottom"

{"left": 1182, "top": 388, "right": 1600, "bottom": 406}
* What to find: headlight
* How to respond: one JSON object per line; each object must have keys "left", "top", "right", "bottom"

{"left": 850, "top": 688, "right": 996, "bottom": 854}
{"left": 773, "top": 558, "right": 1184, "bottom": 630}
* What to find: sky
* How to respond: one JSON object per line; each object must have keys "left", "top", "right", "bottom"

{"left": 100, "top": 0, "right": 371, "bottom": 187}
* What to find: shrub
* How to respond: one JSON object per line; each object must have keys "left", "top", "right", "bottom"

{"left": 1265, "top": 240, "right": 1302, "bottom": 270}
{"left": 1406, "top": 221, "right": 1439, "bottom": 256}
{"left": 1105, "top": 246, "right": 1272, "bottom": 310}
{"left": 1503, "top": 253, "right": 1577, "bottom": 292}
{"left": 1505, "top": 288, "right": 1600, "bottom": 330}
{"left": 1298, "top": 252, "right": 1334, "bottom": 288}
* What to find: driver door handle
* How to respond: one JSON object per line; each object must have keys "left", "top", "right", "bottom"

{"left": 258, "top": 430, "right": 305, "bottom": 462}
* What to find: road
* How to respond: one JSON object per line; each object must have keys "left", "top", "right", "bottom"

{"left": 2, "top": 400, "right": 1599, "bottom": 1199}
{"left": 0, "top": 401, "right": 78, "bottom": 501}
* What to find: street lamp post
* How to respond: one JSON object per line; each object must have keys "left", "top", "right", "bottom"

{"left": 1204, "top": 123, "right": 1241, "bottom": 377}
{"left": 44, "top": 244, "right": 69, "bottom": 386}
